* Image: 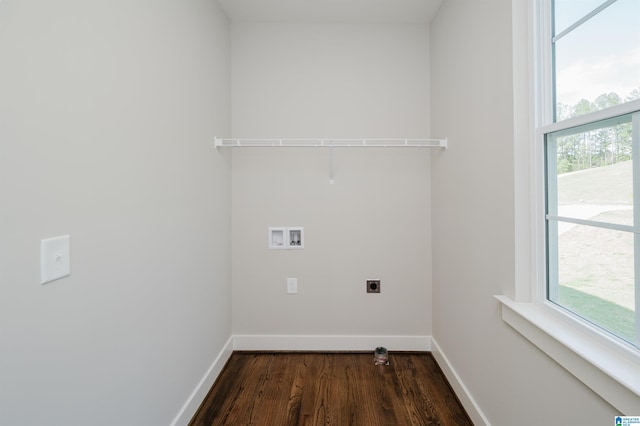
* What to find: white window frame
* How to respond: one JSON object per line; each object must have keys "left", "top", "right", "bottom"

{"left": 543, "top": 108, "right": 640, "bottom": 328}
{"left": 497, "top": 0, "right": 640, "bottom": 414}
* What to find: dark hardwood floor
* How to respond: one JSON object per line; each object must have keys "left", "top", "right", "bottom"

{"left": 190, "top": 352, "right": 473, "bottom": 426}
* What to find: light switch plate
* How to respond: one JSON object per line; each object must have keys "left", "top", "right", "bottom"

{"left": 41, "top": 235, "right": 71, "bottom": 284}
{"left": 287, "top": 277, "right": 298, "bottom": 294}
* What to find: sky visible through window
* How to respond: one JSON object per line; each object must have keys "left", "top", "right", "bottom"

{"left": 554, "top": 0, "right": 640, "bottom": 107}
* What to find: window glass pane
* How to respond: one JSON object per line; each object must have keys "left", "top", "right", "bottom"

{"left": 554, "top": 0, "right": 608, "bottom": 34}
{"left": 550, "top": 118, "right": 634, "bottom": 226}
{"left": 548, "top": 222, "right": 635, "bottom": 343}
{"left": 554, "top": 0, "right": 640, "bottom": 121}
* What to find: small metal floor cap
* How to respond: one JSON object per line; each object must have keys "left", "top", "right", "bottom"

{"left": 374, "top": 347, "right": 389, "bottom": 365}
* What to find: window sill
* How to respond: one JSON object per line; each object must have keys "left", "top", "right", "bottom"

{"left": 495, "top": 295, "right": 640, "bottom": 414}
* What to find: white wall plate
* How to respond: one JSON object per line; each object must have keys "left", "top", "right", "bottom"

{"left": 40, "top": 235, "right": 71, "bottom": 284}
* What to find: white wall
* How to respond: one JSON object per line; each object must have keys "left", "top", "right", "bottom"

{"left": 0, "top": 1, "right": 231, "bottom": 425}
{"left": 230, "top": 23, "right": 432, "bottom": 339}
{"left": 430, "top": 0, "right": 619, "bottom": 424}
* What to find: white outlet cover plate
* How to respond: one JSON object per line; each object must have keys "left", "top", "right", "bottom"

{"left": 287, "top": 277, "right": 298, "bottom": 294}
{"left": 41, "top": 235, "right": 71, "bottom": 284}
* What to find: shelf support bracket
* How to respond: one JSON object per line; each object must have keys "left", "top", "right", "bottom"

{"left": 329, "top": 146, "right": 335, "bottom": 184}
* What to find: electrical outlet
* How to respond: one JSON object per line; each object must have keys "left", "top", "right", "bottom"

{"left": 367, "top": 279, "right": 380, "bottom": 293}
{"left": 287, "top": 277, "right": 298, "bottom": 294}
{"left": 41, "top": 235, "right": 71, "bottom": 284}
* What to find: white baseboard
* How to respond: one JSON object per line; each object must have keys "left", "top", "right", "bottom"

{"left": 431, "top": 338, "right": 490, "bottom": 426}
{"left": 170, "top": 336, "right": 234, "bottom": 426}
{"left": 232, "top": 334, "right": 431, "bottom": 352}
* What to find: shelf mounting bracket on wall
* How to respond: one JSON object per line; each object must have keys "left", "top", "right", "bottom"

{"left": 329, "top": 146, "right": 335, "bottom": 184}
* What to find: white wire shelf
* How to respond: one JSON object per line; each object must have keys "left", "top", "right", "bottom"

{"left": 215, "top": 138, "right": 447, "bottom": 149}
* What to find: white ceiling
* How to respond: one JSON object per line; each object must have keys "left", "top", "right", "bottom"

{"left": 216, "top": 0, "right": 444, "bottom": 24}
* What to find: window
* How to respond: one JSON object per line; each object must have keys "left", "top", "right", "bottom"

{"left": 543, "top": 0, "right": 640, "bottom": 348}
{"left": 545, "top": 113, "right": 639, "bottom": 346}
{"left": 498, "top": 0, "right": 640, "bottom": 412}
{"left": 552, "top": 0, "right": 640, "bottom": 120}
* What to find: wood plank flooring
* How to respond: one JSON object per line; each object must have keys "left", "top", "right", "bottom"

{"left": 190, "top": 352, "right": 472, "bottom": 426}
